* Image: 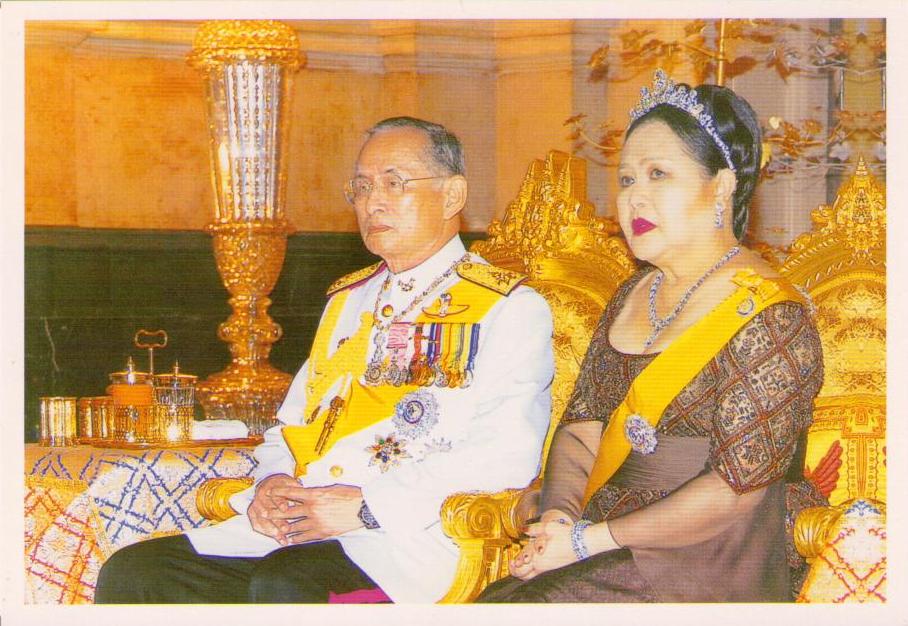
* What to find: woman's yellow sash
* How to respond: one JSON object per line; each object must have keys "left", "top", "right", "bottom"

{"left": 581, "top": 269, "right": 806, "bottom": 506}
{"left": 282, "top": 278, "right": 507, "bottom": 477}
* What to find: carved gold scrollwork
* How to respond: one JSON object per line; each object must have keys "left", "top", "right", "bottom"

{"left": 794, "top": 504, "right": 845, "bottom": 562}
{"left": 196, "top": 476, "right": 254, "bottom": 522}
{"left": 439, "top": 489, "right": 524, "bottom": 603}
{"left": 472, "top": 150, "right": 635, "bottom": 297}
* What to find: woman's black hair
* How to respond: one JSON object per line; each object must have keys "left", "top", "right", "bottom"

{"left": 625, "top": 83, "right": 762, "bottom": 240}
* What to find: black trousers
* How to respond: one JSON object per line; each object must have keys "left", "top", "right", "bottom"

{"left": 94, "top": 534, "right": 384, "bottom": 604}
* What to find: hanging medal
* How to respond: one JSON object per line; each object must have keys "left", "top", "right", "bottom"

{"left": 365, "top": 328, "right": 386, "bottom": 385}
{"left": 462, "top": 324, "right": 480, "bottom": 388}
{"left": 445, "top": 324, "right": 466, "bottom": 388}
{"left": 433, "top": 323, "right": 452, "bottom": 387}
{"left": 424, "top": 323, "right": 441, "bottom": 387}
{"left": 385, "top": 322, "right": 410, "bottom": 387}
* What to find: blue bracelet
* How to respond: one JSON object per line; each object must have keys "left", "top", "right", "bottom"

{"left": 570, "top": 519, "right": 593, "bottom": 561}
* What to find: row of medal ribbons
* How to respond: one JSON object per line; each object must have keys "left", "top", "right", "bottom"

{"left": 364, "top": 321, "right": 481, "bottom": 389}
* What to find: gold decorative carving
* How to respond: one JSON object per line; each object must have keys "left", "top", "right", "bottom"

{"left": 794, "top": 504, "right": 845, "bottom": 562}
{"left": 188, "top": 20, "right": 304, "bottom": 71}
{"left": 472, "top": 151, "right": 634, "bottom": 288}
{"left": 189, "top": 21, "right": 302, "bottom": 433}
{"left": 196, "top": 221, "right": 295, "bottom": 429}
{"left": 785, "top": 156, "right": 886, "bottom": 275}
{"left": 781, "top": 157, "right": 886, "bottom": 506}
{"left": 196, "top": 476, "right": 254, "bottom": 522}
{"left": 438, "top": 489, "right": 524, "bottom": 604}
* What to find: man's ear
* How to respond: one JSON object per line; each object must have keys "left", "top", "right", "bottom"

{"left": 442, "top": 175, "right": 468, "bottom": 220}
{"left": 714, "top": 168, "right": 737, "bottom": 204}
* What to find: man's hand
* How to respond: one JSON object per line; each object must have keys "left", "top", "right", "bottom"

{"left": 268, "top": 484, "right": 366, "bottom": 546}
{"left": 247, "top": 474, "right": 307, "bottom": 541}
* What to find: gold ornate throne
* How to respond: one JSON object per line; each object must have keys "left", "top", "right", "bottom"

{"left": 786, "top": 157, "right": 887, "bottom": 602}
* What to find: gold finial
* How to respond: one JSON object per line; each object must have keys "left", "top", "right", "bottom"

{"left": 855, "top": 154, "right": 868, "bottom": 177}
{"left": 188, "top": 20, "right": 303, "bottom": 72}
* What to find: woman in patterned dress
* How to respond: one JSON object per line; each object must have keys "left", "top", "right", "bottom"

{"left": 478, "top": 71, "right": 826, "bottom": 603}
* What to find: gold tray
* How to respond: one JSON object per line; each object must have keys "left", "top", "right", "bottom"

{"left": 81, "top": 436, "right": 263, "bottom": 449}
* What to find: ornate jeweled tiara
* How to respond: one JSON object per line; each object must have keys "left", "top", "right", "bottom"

{"left": 629, "top": 69, "right": 736, "bottom": 172}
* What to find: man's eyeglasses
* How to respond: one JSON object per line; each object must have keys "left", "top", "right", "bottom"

{"left": 343, "top": 173, "right": 448, "bottom": 205}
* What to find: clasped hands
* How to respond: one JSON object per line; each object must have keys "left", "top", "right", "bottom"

{"left": 510, "top": 509, "right": 620, "bottom": 581}
{"left": 248, "top": 474, "right": 364, "bottom": 546}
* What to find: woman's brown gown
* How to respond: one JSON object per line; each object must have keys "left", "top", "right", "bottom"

{"left": 478, "top": 270, "right": 827, "bottom": 603}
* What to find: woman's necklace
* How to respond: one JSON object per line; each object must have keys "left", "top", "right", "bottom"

{"left": 645, "top": 246, "right": 741, "bottom": 350}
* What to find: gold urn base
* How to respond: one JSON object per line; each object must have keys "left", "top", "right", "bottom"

{"left": 196, "top": 362, "right": 292, "bottom": 435}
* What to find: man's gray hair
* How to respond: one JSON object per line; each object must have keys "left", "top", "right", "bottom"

{"left": 366, "top": 116, "right": 466, "bottom": 176}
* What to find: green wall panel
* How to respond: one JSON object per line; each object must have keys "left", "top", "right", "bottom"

{"left": 24, "top": 227, "right": 484, "bottom": 442}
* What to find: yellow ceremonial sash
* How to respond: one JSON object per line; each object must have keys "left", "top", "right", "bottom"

{"left": 581, "top": 269, "right": 806, "bottom": 506}
{"left": 282, "top": 277, "right": 507, "bottom": 477}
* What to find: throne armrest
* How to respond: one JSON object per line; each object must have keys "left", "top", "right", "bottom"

{"left": 196, "top": 477, "right": 254, "bottom": 522}
{"left": 795, "top": 498, "right": 887, "bottom": 602}
{"left": 438, "top": 483, "right": 540, "bottom": 603}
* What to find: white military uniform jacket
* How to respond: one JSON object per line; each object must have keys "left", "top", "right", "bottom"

{"left": 187, "top": 236, "right": 553, "bottom": 602}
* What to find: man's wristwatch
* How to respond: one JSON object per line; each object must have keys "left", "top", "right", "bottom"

{"left": 358, "top": 500, "right": 380, "bottom": 529}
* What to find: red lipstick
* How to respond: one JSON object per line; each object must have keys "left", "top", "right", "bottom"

{"left": 631, "top": 218, "right": 656, "bottom": 236}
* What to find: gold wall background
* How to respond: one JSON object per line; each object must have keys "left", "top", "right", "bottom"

{"left": 26, "top": 19, "right": 884, "bottom": 246}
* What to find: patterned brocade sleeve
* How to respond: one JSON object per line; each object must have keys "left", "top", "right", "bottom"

{"left": 560, "top": 313, "right": 614, "bottom": 424}
{"left": 709, "top": 301, "right": 824, "bottom": 494}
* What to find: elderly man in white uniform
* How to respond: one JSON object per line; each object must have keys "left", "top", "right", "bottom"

{"left": 94, "top": 116, "right": 553, "bottom": 604}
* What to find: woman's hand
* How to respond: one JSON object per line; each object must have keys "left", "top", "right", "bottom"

{"left": 509, "top": 519, "right": 577, "bottom": 581}
{"left": 508, "top": 518, "right": 622, "bottom": 581}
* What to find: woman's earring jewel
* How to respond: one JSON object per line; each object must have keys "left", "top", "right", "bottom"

{"left": 714, "top": 201, "right": 726, "bottom": 228}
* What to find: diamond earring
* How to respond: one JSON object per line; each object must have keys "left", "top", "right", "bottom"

{"left": 714, "top": 201, "right": 726, "bottom": 228}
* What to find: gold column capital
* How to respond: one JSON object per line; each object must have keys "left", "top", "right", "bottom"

{"left": 188, "top": 20, "right": 304, "bottom": 71}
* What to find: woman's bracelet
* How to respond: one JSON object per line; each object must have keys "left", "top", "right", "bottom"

{"left": 570, "top": 519, "right": 593, "bottom": 561}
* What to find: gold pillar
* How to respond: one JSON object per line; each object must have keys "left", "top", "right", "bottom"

{"left": 188, "top": 21, "right": 303, "bottom": 434}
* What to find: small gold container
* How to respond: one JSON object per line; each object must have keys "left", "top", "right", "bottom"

{"left": 77, "top": 397, "right": 95, "bottom": 440}
{"left": 39, "top": 397, "right": 78, "bottom": 446}
{"left": 107, "top": 357, "right": 155, "bottom": 443}
{"left": 153, "top": 364, "right": 197, "bottom": 443}
{"left": 91, "top": 396, "right": 115, "bottom": 440}
{"left": 79, "top": 396, "right": 114, "bottom": 441}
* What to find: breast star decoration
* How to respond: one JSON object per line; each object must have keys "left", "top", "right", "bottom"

{"left": 366, "top": 434, "right": 412, "bottom": 472}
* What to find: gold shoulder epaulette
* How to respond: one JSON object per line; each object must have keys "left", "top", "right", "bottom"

{"left": 455, "top": 261, "right": 527, "bottom": 296}
{"left": 326, "top": 262, "right": 385, "bottom": 297}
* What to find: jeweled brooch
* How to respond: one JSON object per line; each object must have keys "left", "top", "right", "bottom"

{"left": 624, "top": 413, "right": 658, "bottom": 455}
{"left": 366, "top": 434, "right": 412, "bottom": 473}
{"left": 393, "top": 390, "right": 439, "bottom": 440}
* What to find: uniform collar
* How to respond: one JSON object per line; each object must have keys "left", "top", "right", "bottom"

{"left": 386, "top": 236, "right": 466, "bottom": 291}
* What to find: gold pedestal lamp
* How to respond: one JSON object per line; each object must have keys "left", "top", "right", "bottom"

{"left": 188, "top": 21, "right": 302, "bottom": 434}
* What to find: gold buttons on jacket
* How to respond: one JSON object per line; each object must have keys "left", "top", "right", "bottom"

{"left": 330, "top": 465, "right": 344, "bottom": 477}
